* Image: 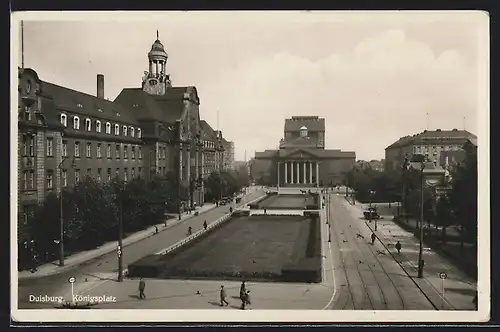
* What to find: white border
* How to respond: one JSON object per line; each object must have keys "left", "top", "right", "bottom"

{"left": 10, "top": 10, "right": 490, "bottom": 323}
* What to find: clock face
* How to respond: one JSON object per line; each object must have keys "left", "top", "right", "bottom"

{"left": 149, "top": 79, "right": 158, "bottom": 86}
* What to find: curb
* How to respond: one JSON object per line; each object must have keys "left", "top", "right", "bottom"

{"left": 18, "top": 206, "right": 217, "bottom": 281}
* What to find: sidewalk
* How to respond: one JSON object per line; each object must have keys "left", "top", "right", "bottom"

{"left": 343, "top": 197, "right": 477, "bottom": 310}
{"left": 18, "top": 203, "right": 218, "bottom": 280}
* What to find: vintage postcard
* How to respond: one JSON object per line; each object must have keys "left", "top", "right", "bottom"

{"left": 10, "top": 10, "right": 490, "bottom": 323}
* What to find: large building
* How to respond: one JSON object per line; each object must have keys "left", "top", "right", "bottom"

{"left": 222, "top": 140, "right": 235, "bottom": 170}
{"left": 16, "top": 34, "right": 227, "bottom": 241}
{"left": 384, "top": 129, "right": 477, "bottom": 173}
{"left": 253, "top": 116, "right": 356, "bottom": 186}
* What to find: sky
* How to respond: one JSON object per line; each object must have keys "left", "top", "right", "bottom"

{"left": 15, "top": 11, "right": 486, "bottom": 161}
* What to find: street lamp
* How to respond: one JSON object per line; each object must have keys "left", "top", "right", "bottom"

{"left": 112, "top": 182, "right": 125, "bottom": 282}
{"left": 57, "top": 156, "right": 76, "bottom": 267}
{"left": 369, "top": 190, "right": 377, "bottom": 231}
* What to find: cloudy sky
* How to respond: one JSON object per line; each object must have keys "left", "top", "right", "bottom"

{"left": 16, "top": 11, "right": 486, "bottom": 161}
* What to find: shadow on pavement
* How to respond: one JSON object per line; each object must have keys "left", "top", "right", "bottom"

{"left": 444, "top": 287, "right": 476, "bottom": 297}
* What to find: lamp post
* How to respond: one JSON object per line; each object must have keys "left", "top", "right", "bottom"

{"left": 117, "top": 184, "right": 124, "bottom": 282}
{"left": 57, "top": 156, "right": 76, "bottom": 267}
{"left": 369, "top": 190, "right": 377, "bottom": 231}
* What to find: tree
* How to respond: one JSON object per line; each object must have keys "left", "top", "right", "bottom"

{"left": 435, "top": 194, "right": 453, "bottom": 242}
{"left": 449, "top": 149, "right": 477, "bottom": 245}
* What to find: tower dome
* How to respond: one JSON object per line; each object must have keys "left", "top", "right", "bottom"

{"left": 148, "top": 36, "right": 168, "bottom": 60}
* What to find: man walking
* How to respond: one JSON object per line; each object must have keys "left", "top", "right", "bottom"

{"left": 371, "top": 232, "right": 376, "bottom": 245}
{"left": 138, "top": 278, "right": 146, "bottom": 300}
{"left": 395, "top": 241, "right": 402, "bottom": 254}
{"left": 203, "top": 220, "right": 208, "bottom": 230}
{"left": 220, "top": 285, "right": 229, "bottom": 306}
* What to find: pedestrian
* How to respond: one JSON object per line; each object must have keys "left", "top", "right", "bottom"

{"left": 239, "top": 281, "right": 246, "bottom": 301}
{"left": 220, "top": 285, "right": 229, "bottom": 306}
{"left": 245, "top": 290, "right": 252, "bottom": 309}
{"left": 188, "top": 226, "right": 192, "bottom": 236}
{"left": 264, "top": 208, "right": 267, "bottom": 214}
{"left": 154, "top": 226, "right": 159, "bottom": 234}
{"left": 203, "top": 220, "right": 208, "bottom": 230}
{"left": 395, "top": 241, "right": 402, "bottom": 254}
{"left": 473, "top": 290, "right": 478, "bottom": 310}
{"left": 138, "top": 278, "right": 146, "bottom": 299}
{"left": 371, "top": 232, "right": 376, "bottom": 245}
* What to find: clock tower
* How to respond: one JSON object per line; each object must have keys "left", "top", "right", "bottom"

{"left": 142, "top": 31, "right": 172, "bottom": 95}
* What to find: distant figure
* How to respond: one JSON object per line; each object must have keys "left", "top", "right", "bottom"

{"left": 244, "top": 290, "right": 252, "bottom": 310}
{"left": 229, "top": 207, "right": 233, "bottom": 213}
{"left": 220, "top": 285, "right": 229, "bottom": 306}
{"left": 395, "top": 241, "right": 402, "bottom": 254}
{"left": 138, "top": 278, "right": 146, "bottom": 299}
{"left": 203, "top": 220, "right": 208, "bottom": 230}
{"left": 188, "top": 226, "right": 192, "bottom": 236}
{"left": 239, "top": 281, "right": 246, "bottom": 301}
{"left": 473, "top": 291, "right": 478, "bottom": 310}
{"left": 371, "top": 233, "right": 376, "bottom": 245}
{"left": 154, "top": 226, "right": 159, "bottom": 234}
{"left": 264, "top": 209, "right": 267, "bottom": 214}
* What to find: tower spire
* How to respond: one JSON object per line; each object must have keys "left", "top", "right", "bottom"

{"left": 157, "top": 30, "right": 159, "bottom": 40}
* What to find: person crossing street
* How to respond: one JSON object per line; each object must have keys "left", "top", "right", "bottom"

{"left": 395, "top": 241, "right": 402, "bottom": 254}
{"left": 371, "top": 232, "right": 376, "bottom": 245}
{"left": 219, "top": 285, "right": 229, "bottom": 306}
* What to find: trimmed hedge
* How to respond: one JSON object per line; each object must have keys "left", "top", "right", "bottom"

{"left": 128, "top": 254, "right": 164, "bottom": 278}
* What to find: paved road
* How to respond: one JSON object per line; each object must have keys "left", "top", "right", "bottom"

{"left": 327, "top": 193, "right": 436, "bottom": 310}
{"left": 17, "top": 189, "right": 265, "bottom": 309}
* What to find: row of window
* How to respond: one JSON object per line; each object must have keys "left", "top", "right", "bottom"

{"left": 61, "top": 140, "right": 143, "bottom": 160}
{"left": 60, "top": 113, "right": 142, "bottom": 138}
{"left": 22, "top": 167, "right": 143, "bottom": 191}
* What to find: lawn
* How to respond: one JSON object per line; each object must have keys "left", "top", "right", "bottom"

{"left": 258, "top": 194, "right": 316, "bottom": 209}
{"left": 157, "top": 215, "right": 315, "bottom": 282}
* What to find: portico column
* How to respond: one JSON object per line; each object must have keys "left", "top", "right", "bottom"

{"left": 295, "top": 161, "right": 300, "bottom": 184}
{"left": 303, "top": 162, "right": 306, "bottom": 184}
{"left": 309, "top": 161, "right": 313, "bottom": 184}
{"left": 277, "top": 161, "right": 280, "bottom": 190}
{"left": 316, "top": 162, "right": 319, "bottom": 189}
{"left": 284, "top": 161, "right": 288, "bottom": 184}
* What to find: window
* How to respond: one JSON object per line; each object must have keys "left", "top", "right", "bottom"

{"left": 123, "top": 125, "right": 127, "bottom": 136}
{"left": 60, "top": 113, "right": 67, "bottom": 127}
{"left": 96, "top": 120, "right": 101, "bottom": 133}
{"left": 47, "top": 170, "right": 53, "bottom": 189}
{"left": 131, "top": 146, "right": 136, "bottom": 159}
{"left": 137, "top": 128, "right": 142, "bottom": 138}
{"left": 131, "top": 168, "right": 135, "bottom": 178}
{"left": 107, "top": 144, "right": 111, "bottom": 159}
{"left": 107, "top": 168, "right": 111, "bottom": 181}
{"left": 114, "top": 124, "right": 120, "bottom": 135}
{"left": 28, "top": 135, "right": 35, "bottom": 156}
{"left": 77, "top": 103, "right": 83, "bottom": 108}
{"left": 116, "top": 144, "right": 120, "bottom": 159}
{"left": 85, "top": 118, "right": 91, "bottom": 131}
{"left": 46, "top": 138, "right": 53, "bottom": 157}
{"left": 138, "top": 167, "right": 142, "bottom": 177}
{"left": 86, "top": 142, "right": 92, "bottom": 158}
{"left": 97, "top": 168, "right": 102, "bottom": 182}
{"left": 130, "top": 127, "right": 135, "bottom": 137}
{"left": 106, "top": 122, "right": 111, "bottom": 134}
{"left": 74, "top": 142, "right": 80, "bottom": 157}
{"left": 23, "top": 171, "right": 27, "bottom": 190}
{"left": 87, "top": 168, "right": 92, "bottom": 177}
{"left": 62, "top": 140, "right": 67, "bottom": 157}
{"left": 115, "top": 168, "right": 120, "bottom": 178}
{"left": 62, "top": 169, "right": 67, "bottom": 187}
{"left": 75, "top": 169, "right": 80, "bottom": 184}
{"left": 28, "top": 170, "right": 34, "bottom": 189}
{"left": 124, "top": 145, "right": 128, "bottom": 159}
{"left": 163, "top": 147, "right": 166, "bottom": 159}
{"left": 124, "top": 169, "right": 128, "bottom": 182}
{"left": 138, "top": 146, "right": 142, "bottom": 159}
{"left": 97, "top": 143, "right": 102, "bottom": 158}
{"left": 73, "top": 116, "right": 80, "bottom": 130}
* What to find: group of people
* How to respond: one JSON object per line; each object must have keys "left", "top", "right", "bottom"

{"left": 220, "top": 281, "right": 252, "bottom": 310}
{"left": 187, "top": 220, "right": 209, "bottom": 236}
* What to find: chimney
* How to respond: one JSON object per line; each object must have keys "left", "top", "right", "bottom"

{"left": 97, "top": 74, "right": 104, "bottom": 99}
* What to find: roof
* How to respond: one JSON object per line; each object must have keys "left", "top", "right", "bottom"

{"left": 284, "top": 116, "right": 325, "bottom": 132}
{"left": 40, "top": 81, "right": 138, "bottom": 125}
{"left": 385, "top": 129, "right": 477, "bottom": 150}
{"left": 282, "top": 136, "right": 316, "bottom": 148}
{"left": 255, "top": 147, "right": 355, "bottom": 159}
{"left": 465, "top": 138, "right": 478, "bottom": 147}
{"left": 114, "top": 87, "right": 189, "bottom": 123}
{"left": 199, "top": 120, "right": 217, "bottom": 141}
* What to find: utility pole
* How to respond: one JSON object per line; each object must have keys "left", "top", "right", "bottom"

{"left": 117, "top": 186, "right": 124, "bottom": 282}
{"left": 21, "top": 20, "right": 25, "bottom": 68}
{"left": 417, "top": 161, "right": 425, "bottom": 278}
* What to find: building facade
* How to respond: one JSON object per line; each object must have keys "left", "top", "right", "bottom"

{"left": 385, "top": 129, "right": 477, "bottom": 173}
{"left": 16, "top": 34, "right": 226, "bottom": 241}
{"left": 253, "top": 116, "right": 355, "bottom": 187}
{"left": 222, "top": 140, "right": 235, "bottom": 170}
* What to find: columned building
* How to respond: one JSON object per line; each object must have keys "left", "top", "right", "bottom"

{"left": 254, "top": 116, "right": 355, "bottom": 187}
